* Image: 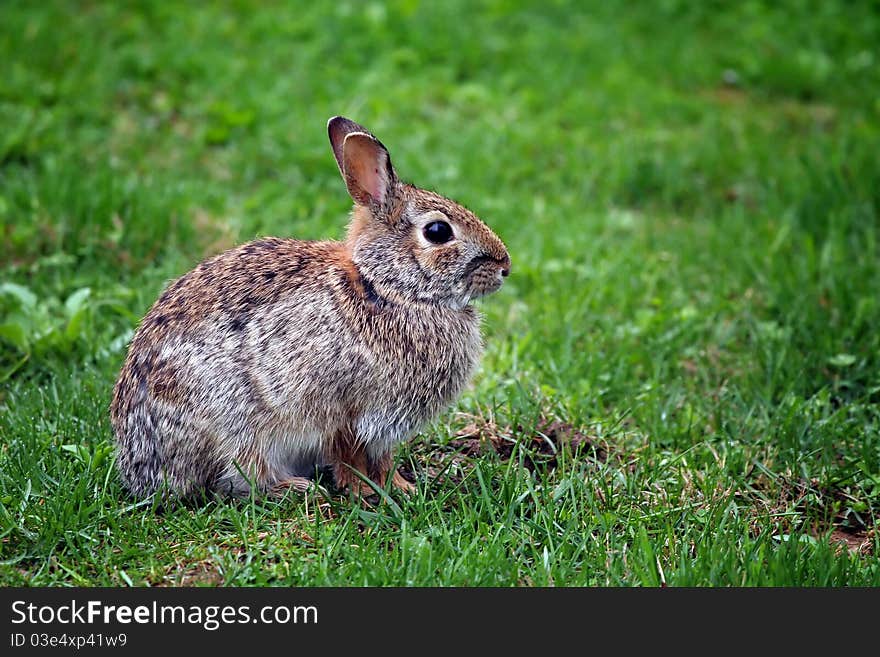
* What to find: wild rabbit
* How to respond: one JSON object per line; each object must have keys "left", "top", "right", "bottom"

{"left": 110, "top": 116, "right": 510, "bottom": 500}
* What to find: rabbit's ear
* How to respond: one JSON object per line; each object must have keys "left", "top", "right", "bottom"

{"left": 328, "top": 116, "right": 367, "bottom": 174}
{"left": 327, "top": 116, "right": 396, "bottom": 208}
{"left": 341, "top": 133, "right": 396, "bottom": 207}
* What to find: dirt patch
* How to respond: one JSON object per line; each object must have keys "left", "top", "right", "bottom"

{"left": 450, "top": 414, "right": 603, "bottom": 467}
{"left": 424, "top": 413, "right": 607, "bottom": 481}
{"left": 828, "top": 528, "right": 874, "bottom": 556}
{"left": 741, "top": 469, "right": 877, "bottom": 557}
{"left": 158, "top": 559, "right": 225, "bottom": 587}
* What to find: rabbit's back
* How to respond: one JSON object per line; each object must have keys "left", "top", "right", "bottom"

{"left": 111, "top": 238, "right": 345, "bottom": 427}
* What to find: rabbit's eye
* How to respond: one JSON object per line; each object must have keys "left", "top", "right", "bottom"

{"left": 423, "top": 220, "right": 454, "bottom": 244}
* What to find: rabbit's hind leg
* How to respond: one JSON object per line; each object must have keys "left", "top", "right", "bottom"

{"left": 115, "top": 401, "right": 224, "bottom": 501}
{"left": 268, "top": 477, "right": 313, "bottom": 497}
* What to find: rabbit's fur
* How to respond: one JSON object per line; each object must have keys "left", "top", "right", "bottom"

{"left": 110, "top": 117, "right": 510, "bottom": 500}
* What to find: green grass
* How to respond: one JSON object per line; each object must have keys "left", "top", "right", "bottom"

{"left": 2, "top": 0, "right": 879, "bottom": 586}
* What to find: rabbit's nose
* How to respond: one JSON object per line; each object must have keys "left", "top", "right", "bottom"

{"left": 499, "top": 253, "right": 511, "bottom": 277}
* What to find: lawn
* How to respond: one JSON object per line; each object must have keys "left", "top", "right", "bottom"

{"left": 1, "top": 0, "right": 879, "bottom": 586}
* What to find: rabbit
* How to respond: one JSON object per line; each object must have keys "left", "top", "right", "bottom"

{"left": 109, "top": 116, "right": 510, "bottom": 501}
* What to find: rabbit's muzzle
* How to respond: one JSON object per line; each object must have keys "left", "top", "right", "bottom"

{"left": 465, "top": 253, "right": 511, "bottom": 297}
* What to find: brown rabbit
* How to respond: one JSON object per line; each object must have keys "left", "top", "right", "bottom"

{"left": 110, "top": 116, "right": 510, "bottom": 500}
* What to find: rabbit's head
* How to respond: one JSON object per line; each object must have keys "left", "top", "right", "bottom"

{"left": 328, "top": 116, "right": 510, "bottom": 310}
